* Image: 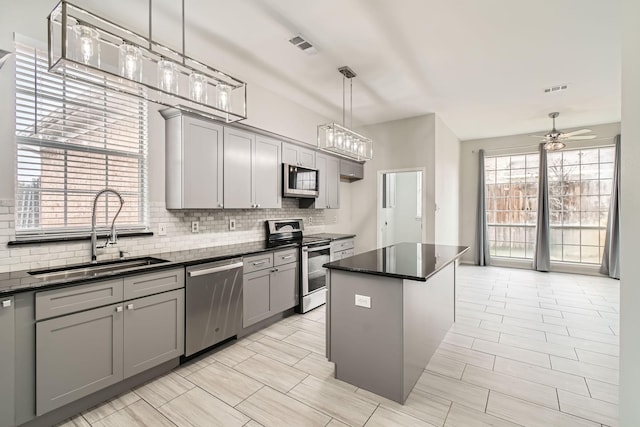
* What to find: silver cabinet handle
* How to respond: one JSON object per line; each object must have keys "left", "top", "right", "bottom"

{"left": 256, "top": 204, "right": 260, "bottom": 208}
{"left": 271, "top": 268, "right": 279, "bottom": 273}
{"left": 188, "top": 261, "right": 244, "bottom": 277}
{"left": 281, "top": 255, "right": 293, "bottom": 260}
{"left": 127, "top": 304, "right": 134, "bottom": 310}
{"left": 116, "top": 306, "right": 123, "bottom": 312}
{"left": 218, "top": 203, "right": 223, "bottom": 208}
{"left": 252, "top": 260, "right": 267, "bottom": 266}
{"left": 1, "top": 299, "right": 11, "bottom": 308}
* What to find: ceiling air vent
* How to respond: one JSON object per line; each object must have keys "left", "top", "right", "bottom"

{"left": 544, "top": 84, "right": 568, "bottom": 93}
{"left": 289, "top": 34, "right": 318, "bottom": 54}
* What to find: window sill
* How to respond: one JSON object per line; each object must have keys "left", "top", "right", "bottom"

{"left": 489, "top": 256, "right": 604, "bottom": 277}
{"left": 7, "top": 231, "right": 154, "bottom": 246}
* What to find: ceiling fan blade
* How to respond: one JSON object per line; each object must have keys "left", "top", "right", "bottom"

{"left": 531, "top": 135, "right": 548, "bottom": 138}
{"left": 565, "top": 135, "right": 597, "bottom": 140}
{"left": 563, "top": 129, "right": 592, "bottom": 137}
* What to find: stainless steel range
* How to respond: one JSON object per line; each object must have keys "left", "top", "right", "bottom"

{"left": 266, "top": 219, "right": 330, "bottom": 313}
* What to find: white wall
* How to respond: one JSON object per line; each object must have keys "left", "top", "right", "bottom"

{"left": 435, "top": 115, "right": 461, "bottom": 246}
{"left": 352, "top": 114, "right": 436, "bottom": 253}
{"left": 619, "top": 0, "right": 640, "bottom": 423}
{"left": 458, "top": 122, "right": 621, "bottom": 264}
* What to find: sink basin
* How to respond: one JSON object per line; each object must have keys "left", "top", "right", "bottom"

{"left": 29, "top": 257, "right": 169, "bottom": 281}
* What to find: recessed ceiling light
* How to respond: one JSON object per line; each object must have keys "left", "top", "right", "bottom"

{"left": 544, "top": 84, "right": 568, "bottom": 93}
{"left": 288, "top": 34, "right": 318, "bottom": 55}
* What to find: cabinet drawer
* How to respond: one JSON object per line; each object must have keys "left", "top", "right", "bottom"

{"left": 123, "top": 267, "right": 184, "bottom": 300}
{"left": 273, "top": 248, "right": 298, "bottom": 266}
{"left": 331, "top": 238, "right": 354, "bottom": 252}
{"left": 243, "top": 253, "right": 274, "bottom": 274}
{"left": 36, "top": 279, "right": 124, "bottom": 321}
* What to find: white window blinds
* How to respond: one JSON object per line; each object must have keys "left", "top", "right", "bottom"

{"left": 15, "top": 42, "right": 148, "bottom": 239}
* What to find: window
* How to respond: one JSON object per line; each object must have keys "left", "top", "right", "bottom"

{"left": 484, "top": 153, "right": 539, "bottom": 259}
{"left": 547, "top": 147, "right": 615, "bottom": 264}
{"left": 15, "top": 42, "right": 148, "bottom": 239}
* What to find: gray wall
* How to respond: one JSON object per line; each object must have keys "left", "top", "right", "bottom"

{"left": 620, "top": 0, "right": 640, "bottom": 423}
{"left": 435, "top": 115, "right": 461, "bottom": 246}
{"left": 458, "top": 122, "right": 621, "bottom": 265}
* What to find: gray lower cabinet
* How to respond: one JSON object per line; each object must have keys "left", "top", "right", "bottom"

{"left": 36, "top": 303, "right": 124, "bottom": 416}
{"left": 330, "top": 238, "right": 355, "bottom": 261}
{"left": 123, "top": 289, "right": 184, "bottom": 378}
{"left": 316, "top": 153, "right": 340, "bottom": 209}
{"left": 0, "top": 296, "right": 15, "bottom": 427}
{"left": 243, "top": 250, "right": 298, "bottom": 328}
{"left": 163, "top": 110, "right": 224, "bottom": 209}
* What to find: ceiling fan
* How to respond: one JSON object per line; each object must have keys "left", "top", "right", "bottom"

{"left": 534, "top": 112, "right": 596, "bottom": 151}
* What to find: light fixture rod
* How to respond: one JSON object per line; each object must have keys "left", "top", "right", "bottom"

{"left": 181, "top": 0, "right": 186, "bottom": 65}
{"left": 342, "top": 73, "right": 345, "bottom": 127}
{"left": 350, "top": 77, "right": 353, "bottom": 129}
{"left": 148, "top": 0, "right": 152, "bottom": 50}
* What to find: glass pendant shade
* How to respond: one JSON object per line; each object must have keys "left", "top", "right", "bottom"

{"left": 72, "top": 24, "right": 100, "bottom": 67}
{"left": 158, "top": 59, "right": 178, "bottom": 94}
{"left": 544, "top": 141, "right": 566, "bottom": 151}
{"left": 189, "top": 72, "right": 208, "bottom": 103}
{"left": 118, "top": 44, "right": 142, "bottom": 82}
{"left": 216, "top": 83, "right": 231, "bottom": 111}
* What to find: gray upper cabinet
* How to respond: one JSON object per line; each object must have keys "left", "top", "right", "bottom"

{"left": 36, "top": 303, "right": 124, "bottom": 415}
{"left": 164, "top": 111, "right": 224, "bottom": 209}
{"left": 224, "top": 128, "right": 281, "bottom": 209}
{"left": 123, "top": 289, "right": 184, "bottom": 378}
{"left": 253, "top": 135, "right": 282, "bottom": 209}
{"left": 282, "top": 142, "right": 315, "bottom": 168}
{"left": 339, "top": 159, "right": 364, "bottom": 181}
{"left": 315, "top": 153, "right": 340, "bottom": 209}
{"left": 0, "top": 297, "right": 14, "bottom": 427}
{"left": 224, "top": 127, "right": 254, "bottom": 208}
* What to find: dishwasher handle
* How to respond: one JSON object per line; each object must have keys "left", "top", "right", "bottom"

{"left": 188, "top": 261, "right": 244, "bottom": 277}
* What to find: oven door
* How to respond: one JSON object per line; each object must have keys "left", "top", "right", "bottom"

{"left": 302, "top": 244, "right": 330, "bottom": 295}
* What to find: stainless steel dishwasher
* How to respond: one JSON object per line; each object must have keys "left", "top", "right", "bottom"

{"left": 185, "top": 258, "right": 243, "bottom": 357}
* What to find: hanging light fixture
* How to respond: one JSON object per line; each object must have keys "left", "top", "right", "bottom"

{"left": 318, "top": 66, "right": 373, "bottom": 161}
{"left": 47, "top": 0, "right": 247, "bottom": 123}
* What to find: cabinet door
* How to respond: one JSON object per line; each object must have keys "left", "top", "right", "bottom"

{"left": 36, "top": 304, "right": 124, "bottom": 415}
{"left": 243, "top": 269, "right": 272, "bottom": 328}
{"left": 254, "top": 136, "right": 281, "bottom": 209}
{"left": 224, "top": 127, "right": 254, "bottom": 208}
{"left": 281, "top": 142, "right": 299, "bottom": 165}
{"left": 315, "top": 154, "right": 328, "bottom": 209}
{"left": 298, "top": 146, "right": 316, "bottom": 168}
{"left": 123, "top": 289, "right": 184, "bottom": 378}
{"left": 326, "top": 155, "right": 340, "bottom": 209}
{"left": 271, "top": 262, "right": 298, "bottom": 314}
{"left": 182, "top": 116, "right": 224, "bottom": 209}
{"left": 0, "top": 297, "right": 14, "bottom": 427}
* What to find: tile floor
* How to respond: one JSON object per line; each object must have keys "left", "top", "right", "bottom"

{"left": 56, "top": 265, "right": 620, "bottom": 427}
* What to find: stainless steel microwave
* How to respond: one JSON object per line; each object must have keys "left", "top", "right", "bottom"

{"left": 282, "top": 163, "right": 319, "bottom": 198}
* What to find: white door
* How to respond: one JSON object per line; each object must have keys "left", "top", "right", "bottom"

{"left": 379, "top": 171, "right": 422, "bottom": 247}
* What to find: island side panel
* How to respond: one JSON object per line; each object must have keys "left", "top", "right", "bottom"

{"left": 402, "top": 262, "right": 455, "bottom": 400}
{"left": 329, "top": 269, "right": 404, "bottom": 402}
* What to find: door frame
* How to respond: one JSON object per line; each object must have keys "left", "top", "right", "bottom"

{"left": 376, "top": 167, "right": 427, "bottom": 248}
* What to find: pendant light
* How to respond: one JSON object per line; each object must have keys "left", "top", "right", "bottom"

{"left": 47, "top": 0, "right": 247, "bottom": 122}
{"left": 318, "top": 66, "right": 372, "bottom": 161}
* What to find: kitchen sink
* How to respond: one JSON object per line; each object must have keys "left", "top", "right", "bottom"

{"left": 28, "top": 257, "right": 169, "bottom": 281}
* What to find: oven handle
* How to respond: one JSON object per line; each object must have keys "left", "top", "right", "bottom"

{"left": 303, "top": 245, "right": 331, "bottom": 252}
{"left": 188, "top": 261, "right": 244, "bottom": 277}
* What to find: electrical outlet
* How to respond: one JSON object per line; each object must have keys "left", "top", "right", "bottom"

{"left": 355, "top": 294, "right": 371, "bottom": 309}
{"left": 191, "top": 221, "right": 199, "bottom": 233}
{"left": 229, "top": 219, "right": 236, "bottom": 231}
{"left": 158, "top": 223, "right": 167, "bottom": 236}
{"left": 308, "top": 216, "right": 313, "bottom": 225}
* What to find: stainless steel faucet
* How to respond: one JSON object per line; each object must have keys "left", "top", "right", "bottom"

{"left": 91, "top": 189, "right": 125, "bottom": 264}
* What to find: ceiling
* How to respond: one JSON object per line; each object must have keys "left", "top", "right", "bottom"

{"left": 79, "top": 0, "right": 621, "bottom": 141}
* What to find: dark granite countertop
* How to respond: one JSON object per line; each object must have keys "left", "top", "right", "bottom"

{"left": 0, "top": 240, "right": 298, "bottom": 296}
{"left": 324, "top": 243, "right": 469, "bottom": 282}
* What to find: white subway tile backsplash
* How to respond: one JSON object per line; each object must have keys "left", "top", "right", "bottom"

{"left": 0, "top": 198, "right": 332, "bottom": 273}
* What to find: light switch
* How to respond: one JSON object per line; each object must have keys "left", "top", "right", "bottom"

{"left": 355, "top": 294, "right": 371, "bottom": 309}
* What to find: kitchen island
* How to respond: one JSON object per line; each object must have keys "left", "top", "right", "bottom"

{"left": 324, "top": 243, "right": 468, "bottom": 404}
